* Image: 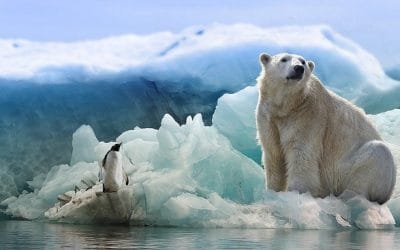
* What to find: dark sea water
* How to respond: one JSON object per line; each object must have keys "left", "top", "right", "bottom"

{"left": 1, "top": 221, "right": 400, "bottom": 249}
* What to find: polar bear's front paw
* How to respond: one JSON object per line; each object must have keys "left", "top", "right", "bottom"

{"left": 287, "top": 177, "right": 320, "bottom": 196}
{"left": 287, "top": 183, "right": 308, "bottom": 194}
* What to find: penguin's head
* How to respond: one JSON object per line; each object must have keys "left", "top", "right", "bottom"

{"left": 111, "top": 142, "right": 122, "bottom": 152}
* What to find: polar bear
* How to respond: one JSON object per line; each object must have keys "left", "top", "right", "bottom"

{"left": 256, "top": 53, "right": 396, "bottom": 204}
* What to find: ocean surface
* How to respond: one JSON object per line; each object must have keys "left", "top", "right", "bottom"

{"left": 1, "top": 221, "right": 400, "bottom": 249}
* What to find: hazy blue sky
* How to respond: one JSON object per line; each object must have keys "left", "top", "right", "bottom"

{"left": 0, "top": 0, "right": 399, "bottom": 67}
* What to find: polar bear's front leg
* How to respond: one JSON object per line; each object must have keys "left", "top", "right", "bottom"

{"left": 285, "top": 145, "right": 322, "bottom": 197}
{"left": 263, "top": 150, "right": 287, "bottom": 191}
{"left": 259, "top": 121, "right": 287, "bottom": 192}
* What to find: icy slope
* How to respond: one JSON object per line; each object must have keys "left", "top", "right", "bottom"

{"left": 1, "top": 23, "right": 400, "bottom": 201}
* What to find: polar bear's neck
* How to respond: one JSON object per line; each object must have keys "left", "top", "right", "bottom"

{"left": 258, "top": 75, "right": 319, "bottom": 117}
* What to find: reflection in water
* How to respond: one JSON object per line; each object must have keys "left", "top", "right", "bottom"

{"left": 0, "top": 221, "right": 399, "bottom": 249}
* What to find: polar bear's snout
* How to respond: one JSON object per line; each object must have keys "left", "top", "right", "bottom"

{"left": 287, "top": 65, "right": 304, "bottom": 80}
{"left": 294, "top": 65, "right": 305, "bottom": 78}
{"left": 294, "top": 65, "right": 304, "bottom": 75}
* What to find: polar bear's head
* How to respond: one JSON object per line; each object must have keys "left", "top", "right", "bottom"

{"left": 259, "top": 53, "right": 315, "bottom": 84}
{"left": 257, "top": 53, "right": 315, "bottom": 105}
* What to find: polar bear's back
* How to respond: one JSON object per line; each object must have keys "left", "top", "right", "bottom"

{"left": 315, "top": 75, "right": 381, "bottom": 146}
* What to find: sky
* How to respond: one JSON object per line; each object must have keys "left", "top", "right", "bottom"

{"left": 0, "top": 0, "right": 399, "bottom": 67}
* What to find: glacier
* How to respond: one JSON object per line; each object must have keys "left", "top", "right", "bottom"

{"left": 1, "top": 23, "right": 400, "bottom": 229}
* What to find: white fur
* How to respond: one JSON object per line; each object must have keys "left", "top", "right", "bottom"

{"left": 256, "top": 53, "right": 396, "bottom": 204}
{"left": 100, "top": 151, "right": 128, "bottom": 192}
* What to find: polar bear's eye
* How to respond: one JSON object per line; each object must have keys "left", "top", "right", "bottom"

{"left": 281, "top": 58, "right": 288, "bottom": 63}
{"left": 299, "top": 59, "right": 306, "bottom": 65}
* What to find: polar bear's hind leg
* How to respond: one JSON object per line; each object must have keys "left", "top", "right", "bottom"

{"left": 343, "top": 140, "right": 396, "bottom": 204}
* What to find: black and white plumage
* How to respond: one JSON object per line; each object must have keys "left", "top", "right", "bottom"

{"left": 99, "top": 143, "right": 129, "bottom": 192}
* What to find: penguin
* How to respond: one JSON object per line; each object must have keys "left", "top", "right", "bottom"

{"left": 99, "top": 142, "right": 129, "bottom": 192}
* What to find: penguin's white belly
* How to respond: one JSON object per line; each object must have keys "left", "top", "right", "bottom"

{"left": 102, "top": 151, "right": 127, "bottom": 192}
{"left": 103, "top": 166, "right": 125, "bottom": 192}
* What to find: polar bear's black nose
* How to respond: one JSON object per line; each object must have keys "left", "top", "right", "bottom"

{"left": 294, "top": 65, "right": 304, "bottom": 74}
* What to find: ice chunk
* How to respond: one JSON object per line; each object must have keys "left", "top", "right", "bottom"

{"left": 45, "top": 184, "right": 134, "bottom": 224}
{"left": 213, "top": 86, "right": 260, "bottom": 163}
{"left": 117, "top": 127, "right": 158, "bottom": 143}
{"left": 70, "top": 125, "right": 99, "bottom": 165}
{"left": 2, "top": 162, "right": 98, "bottom": 220}
{"left": 0, "top": 170, "right": 18, "bottom": 199}
{"left": 346, "top": 196, "right": 395, "bottom": 229}
{"left": 158, "top": 191, "right": 395, "bottom": 229}
{"left": 369, "top": 109, "right": 400, "bottom": 145}
{"left": 388, "top": 198, "right": 400, "bottom": 226}
{"left": 123, "top": 139, "right": 158, "bottom": 165}
{"left": 26, "top": 173, "right": 46, "bottom": 191}
{"left": 38, "top": 162, "right": 98, "bottom": 205}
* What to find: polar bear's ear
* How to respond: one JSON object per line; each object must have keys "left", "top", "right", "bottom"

{"left": 259, "top": 53, "right": 271, "bottom": 66}
{"left": 307, "top": 61, "right": 315, "bottom": 72}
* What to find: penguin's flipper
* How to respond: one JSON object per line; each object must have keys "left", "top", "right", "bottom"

{"left": 124, "top": 172, "right": 129, "bottom": 185}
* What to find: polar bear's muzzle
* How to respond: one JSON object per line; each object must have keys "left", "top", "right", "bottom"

{"left": 286, "top": 65, "right": 304, "bottom": 80}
